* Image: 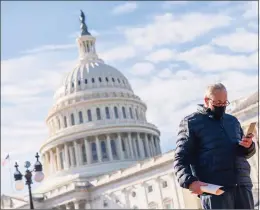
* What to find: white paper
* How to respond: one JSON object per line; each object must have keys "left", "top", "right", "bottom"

{"left": 200, "top": 183, "right": 225, "bottom": 195}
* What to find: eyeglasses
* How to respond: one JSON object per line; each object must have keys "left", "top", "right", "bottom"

{"left": 208, "top": 98, "right": 230, "bottom": 107}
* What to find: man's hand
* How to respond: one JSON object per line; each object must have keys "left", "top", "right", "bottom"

{"left": 189, "top": 181, "right": 208, "bottom": 195}
{"left": 239, "top": 133, "right": 254, "bottom": 148}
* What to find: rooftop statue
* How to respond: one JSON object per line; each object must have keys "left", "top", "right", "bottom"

{"left": 80, "top": 10, "right": 91, "bottom": 36}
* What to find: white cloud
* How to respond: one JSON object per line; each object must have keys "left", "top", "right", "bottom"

{"left": 243, "top": 1, "right": 258, "bottom": 19}
{"left": 123, "top": 12, "right": 232, "bottom": 50}
{"left": 145, "top": 48, "right": 176, "bottom": 63}
{"left": 211, "top": 28, "right": 257, "bottom": 53}
{"left": 22, "top": 44, "right": 76, "bottom": 54}
{"left": 112, "top": 2, "right": 138, "bottom": 15}
{"left": 99, "top": 45, "right": 136, "bottom": 62}
{"left": 177, "top": 45, "right": 257, "bottom": 72}
{"left": 131, "top": 62, "right": 155, "bottom": 76}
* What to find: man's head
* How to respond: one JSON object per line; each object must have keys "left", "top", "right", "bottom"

{"left": 204, "top": 83, "right": 229, "bottom": 119}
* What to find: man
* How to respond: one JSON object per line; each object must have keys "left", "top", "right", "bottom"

{"left": 173, "top": 83, "right": 256, "bottom": 209}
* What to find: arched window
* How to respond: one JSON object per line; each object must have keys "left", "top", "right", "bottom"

{"left": 82, "top": 144, "right": 87, "bottom": 163}
{"left": 78, "top": 80, "right": 81, "bottom": 86}
{"left": 135, "top": 108, "right": 139, "bottom": 120}
{"left": 96, "top": 108, "right": 101, "bottom": 120}
{"left": 101, "top": 141, "right": 108, "bottom": 159}
{"left": 64, "top": 116, "right": 67, "bottom": 128}
{"left": 142, "top": 139, "right": 148, "bottom": 157}
{"left": 71, "top": 114, "right": 75, "bottom": 125}
{"left": 136, "top": 139, "right": 140, "bottom": 157}
{"left": 92, "top": 78, "right": 95, "bottom": 83}
{"left": 112, "top": 78, "right": 115, "bottom": 82}
{"left": 111, "top": 140, "right": 117, "bottom": 158}
{"left": 114, "top": 107, "right": 119, "bottom": 119}
{"left": 122, "top": 107, "right": 127, "bottom": 119}
{"left": 91, "top": 143, "right": 98, "bottom": 162}
{"left": 79, "top": 111, "right": 83, "bottom": 124}
{"left": 129, "top": 108, "right": 133, "bottom": 119}
{"left": 72, "top": 82, "right": 74, "bottom": 88}
{"left": 99, "top": 77, "right": 102, "bottom": 82}
{"left": 85, "top": 79, "right": 88, "bottom": 84}
{"left": 87, "top": 109, "right": 92, "bottom": 121}
{"left": 105, "top": 107, "right": 110, "bottom": 119}
{"left": 105, "top": 77, "right": 109, "bottom": 82}
{"left": 57, "top": 118, "right": 61, "bottom": 129}
{"left": 117, "top": 78, "right": 121, "bottom": 83}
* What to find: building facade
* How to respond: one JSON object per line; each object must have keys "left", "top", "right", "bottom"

{"left": 1, "top": 11, "right": 258, "bottom": 210}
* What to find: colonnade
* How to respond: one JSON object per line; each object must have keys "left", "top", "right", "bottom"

{"left": 43, "top": 132, "right": 161, "bottom": 176}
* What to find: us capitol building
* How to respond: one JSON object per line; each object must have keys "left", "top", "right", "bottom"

{"left": 1, "top": 11, "right": 259, "bottom": 209}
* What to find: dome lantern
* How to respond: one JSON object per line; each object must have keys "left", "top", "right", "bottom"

{"left": 76, "top": 10, "right": 102, "bottom": 63}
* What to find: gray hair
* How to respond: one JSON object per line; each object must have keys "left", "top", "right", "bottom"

{"left": 205, "top": 83, "right": 227, "bottom": 98}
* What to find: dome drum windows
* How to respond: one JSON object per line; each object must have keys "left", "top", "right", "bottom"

{"left": 122, "top": 107, "right": 127, "bottom": 119}
{"left": 114, "top": 106, "right": 119, "bottom": 119}
{"left": 101, "top": 141, "right": 108, "bottom": 160}
{"left": 87, "top": 109, "right": 92, "bottom": 121}
{"left": 105, "top": 107, "right": 110, "bottom": 119}
{"left": 64, "top": 116, "right": 68, "bottom": 128}
{"left": 71, "top": 113, "right": 75, "bottom": 126}
{"left": 96, "top": 108, "right": 101, "bottom": 120}
{"left": 79, "top": 111, "right": 83, "bottom": 124}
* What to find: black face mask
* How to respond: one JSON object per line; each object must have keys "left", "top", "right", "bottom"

{"left": 210, "top": 105, "right": 226, "bottom": 120}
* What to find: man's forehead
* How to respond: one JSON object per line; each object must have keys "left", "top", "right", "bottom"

{"left": 211, "top": 90, "right": 227, "bottom": 99}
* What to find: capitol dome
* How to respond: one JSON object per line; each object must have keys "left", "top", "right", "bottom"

{"left": 37, "top": 11, "right": 161, "bottom": 193}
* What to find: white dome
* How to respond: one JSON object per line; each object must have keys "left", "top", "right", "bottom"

{"left": 39, "top": 12, "right": 161, "bottom": 191}
{"left": 54, "top": 61, "right": 133, "bottom": 101}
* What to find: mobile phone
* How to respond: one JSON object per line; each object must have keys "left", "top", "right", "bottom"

{"left": 246, "top": 122, "right": 256, "bottom": 137}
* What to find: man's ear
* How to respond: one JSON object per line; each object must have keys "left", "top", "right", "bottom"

{"left": 204, "top": 97, "right": 209, "bottom": 107}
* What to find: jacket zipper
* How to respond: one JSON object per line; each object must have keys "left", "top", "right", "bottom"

{"left": 219, "top": 119, "right": 237, "bottom": 186}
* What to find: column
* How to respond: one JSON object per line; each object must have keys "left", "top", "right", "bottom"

{"left": 137, "top": 133, "right": 145, "bottom": 159}
{"left": 156, "top": 136, "right": 162, "bottom": 154}
{"left": 155, "top": 178, "right": 164, "bottom": 209}
{"left": 128, "top": 133, "right": 134, "bottom": 158}
{"left": 84, "top": 138, "right": 92, "bottom": 164}
{"left": 106, "top": 135, "right": 113, "bottom": 161}
{"left": 73, "top": 141, "right": 80, "bottom": 166}
{"left": 150, "top": 136, "right": 156, "bottom": 156}
{"left": 69, "top": 146, "right": 75, "bottom": 167}
{"left": 65, "top": 204, "right": 70, "bottom": 210}
{"left": 84, "top": 201, "right": 91, "bottom": 209}
{"left": 49, "top": 150, "right": 55, "bottom": 174}
{"left": 74, "top": 201, "right": 79, "bottom": 209}
{"left": 78, "top": 142, "right": 83, "bottom": 165}
{"left": 144, "top": 134, "right": 151, "bottom": 157}
{"left": 43, "top": 154, "right": 48, "bottom": 176}
{"left": 117, "top": 133, "right": 124, "bottom": 160}
{"left": 56, "top": 146, "right": 61, "bottom": 171}
{"left": 168, "top": 173, "right": 180, "bottom": 208}
{"left": 132, "top": 138, "right": 138, "bottom": 159}
{"left": 171, "top": 173, "right": 185, "bottom": 208}
{"left": 122, "top": 188, "right": 130, "bottom": 208}
{"left": 64, "top": 143, "right": 70, "bottom": 169}
{"left": 140, "top": 183, "right": 149, "bottom": 208}
{"left": 95, "top": 136, "right": 102, "bottom": 162}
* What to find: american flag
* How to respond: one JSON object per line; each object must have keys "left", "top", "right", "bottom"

{"left": 2, "top": 154, "right": 10, "bottom": 166}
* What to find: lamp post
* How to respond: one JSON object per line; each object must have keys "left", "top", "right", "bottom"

{"left": 13, "top": 153, "right": 45, "bottom": 209}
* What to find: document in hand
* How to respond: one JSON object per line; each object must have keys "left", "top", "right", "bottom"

{"left": 200, "top": 183, "right": 225, "bottom": 195}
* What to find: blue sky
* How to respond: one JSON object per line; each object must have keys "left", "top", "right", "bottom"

{"left": 1, "top": 1, "right": 258, "bottom": 196}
